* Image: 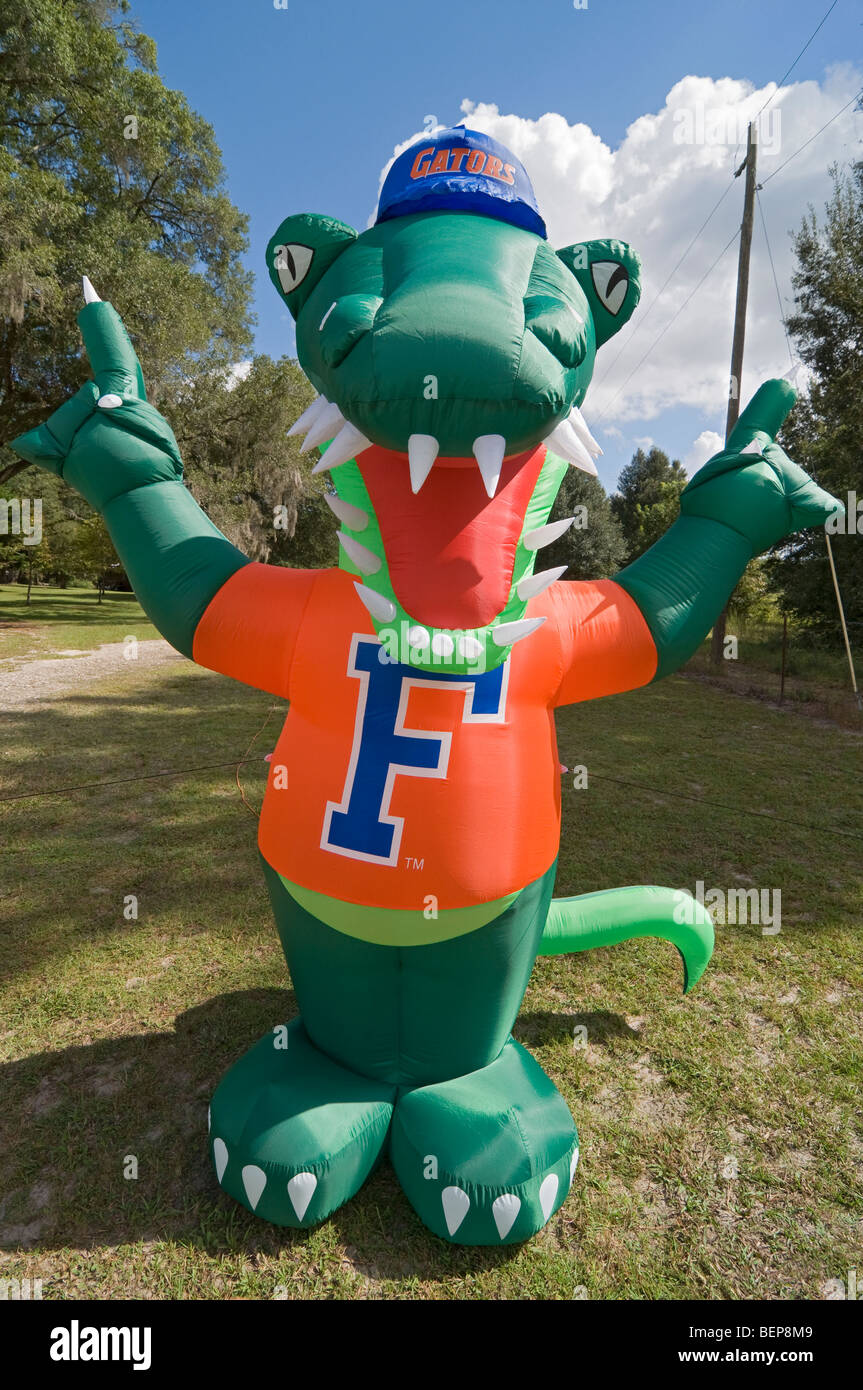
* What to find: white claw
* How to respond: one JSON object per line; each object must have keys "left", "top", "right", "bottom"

{"left": 213, "top": 1138, "right": 229, "bottom": 1183}
{"left": 441, "top": 1186, "right": 470, "bottom": 1237}
{"left": 312, "top": 421, "right": 371, "bottom": 472}
{"left": 82, "top": 276, "right": 101, "bottom": 304}
{"left": 97, "top": 393, "right": 123, "bottom": 409}
{"left": 408, "top": 434, "right": 439, "bottom": 493}
{"left": 473, "top": 434, "right": 506, "bottom": 498}
{"left": 288, "top": 394, "right": 326, "bottom": 438}
{"left": 242, "top": 1165, "right": 267, "bottom": 1211}
{"left": 325, "top": 493, "right": 369, "bottom": 531}
{"left": 301, "top": 401, "right": 346, "bottom": 451}
{"left": 568, "top": 405, "right": 603, "bottom": 458}
{"left": 523, "top": 517, "right": 575, "bottom": 551}
{"left": 545, "top": 419, "right": 598, "bottom": 475}
{"left": 354, "top": 581, "right": 396, "bottom": 622}
{"left": 492, "top": 616, "right": 546, "bottom": 647}
{"left": 338, "top": 530, "right": 381, "bottom": 575}
{"left": 569, "top": 1147, "right": 580, "bottom": 1186}
{"left": 287, "top": 1171, "right": 318, "bottom": 1221}
{"left": 539, "top": 1173, "right": 559, "bottom": 1223}
{"left": 517, "top": 565, "right": 567, "bottom": 601}
{"left": 492, "top": 1192, "right": 521, "bottom": 1239}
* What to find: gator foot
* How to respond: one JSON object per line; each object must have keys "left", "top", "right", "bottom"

{"left": 209, "top": 1018, "right": 396, "bottom": 1227}
{"left": 390, "top": 1037, "right": 578, "bottom": 1246}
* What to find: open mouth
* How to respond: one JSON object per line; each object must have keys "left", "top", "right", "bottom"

{"left": 287, "top": 394, "right": 602, "bottom": 666}
{"left": 355, "top": 444, "right": 547, "bottom": 630}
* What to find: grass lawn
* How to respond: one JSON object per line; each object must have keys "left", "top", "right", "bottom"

{"left": 0, "top": 583, "right": 156, "bottom": 663}
{"left": 0, "top": 601, "right": 861, "bottom": 1300}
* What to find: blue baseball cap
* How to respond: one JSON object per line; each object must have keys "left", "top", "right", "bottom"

{"left": 376, "top": 125, "right": 547, "bottom": 239}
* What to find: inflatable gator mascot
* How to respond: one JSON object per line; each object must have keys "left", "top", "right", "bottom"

{"left": 13, "top": 125, "right": 841, "bottom": 1246}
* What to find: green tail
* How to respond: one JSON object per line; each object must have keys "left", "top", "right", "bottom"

{"left": 538, "top": 885, "right": 714, "bottom": 994}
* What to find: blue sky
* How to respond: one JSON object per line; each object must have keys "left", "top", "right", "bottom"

{"left": 130, "top": 0, "right": 861, "bottom": 487}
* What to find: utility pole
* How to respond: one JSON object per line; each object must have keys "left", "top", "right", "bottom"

{"left": 711, "top": 121, "right": 758, "bottom": 667}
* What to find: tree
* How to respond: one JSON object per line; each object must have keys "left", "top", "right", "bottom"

{"left": 543, "top": 467, "right": 626, "bottom": 579}
{"left": 0, "top": 0, "right": 253, "bottom": 450}
{"left": 167, "top": 355, "right": 338, "bottom": 565}
{"left": 611, "top": 446, "right": 687, "bottom": 561}
{"left": 767, "top": 159, "right": 863, "bottom": 635}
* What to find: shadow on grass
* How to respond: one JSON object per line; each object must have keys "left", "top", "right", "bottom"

{"left": 1, "top": 987, "right": 524, "bottom": 1281}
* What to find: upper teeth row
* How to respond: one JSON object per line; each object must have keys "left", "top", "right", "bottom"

{"left": 287, "top": 396, "right": 602, "bottom": 498}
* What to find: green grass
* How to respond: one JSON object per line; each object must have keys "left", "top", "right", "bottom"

{"left": 0, "top": 583, "right": 156, "bottom": 662}
{"left": 0, "top": 629, "right": 861, "bottom": 1299}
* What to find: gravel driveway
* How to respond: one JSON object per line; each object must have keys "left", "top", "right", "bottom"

{"left": 0, "top": 638, "right": 186, "bottom": 707}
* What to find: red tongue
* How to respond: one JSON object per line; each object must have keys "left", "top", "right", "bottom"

{"left": 357, "top": 443, "right": 546, "bottom": 629}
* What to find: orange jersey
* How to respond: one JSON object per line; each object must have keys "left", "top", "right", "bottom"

{"left": 193, "top": 565, "right": 656, "bottom": 911}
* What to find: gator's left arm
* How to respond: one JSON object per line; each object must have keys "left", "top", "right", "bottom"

{"left": 613, "top": 380, "right": 842, "bottom": 680}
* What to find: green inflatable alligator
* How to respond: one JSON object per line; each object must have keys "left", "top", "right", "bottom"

{"left": 11, "top": 125, "right": 842, "bottom": 1245}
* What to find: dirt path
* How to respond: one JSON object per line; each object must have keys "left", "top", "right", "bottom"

{"left": 0, "top": 639, "right": 185, "bottom": 707}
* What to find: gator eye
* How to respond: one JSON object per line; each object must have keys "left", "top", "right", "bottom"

{"left": 590, "top": 261, "right": 629, "bottom": 316}
{"left": 273, "top": 243, "right": 314, "bottom": 294}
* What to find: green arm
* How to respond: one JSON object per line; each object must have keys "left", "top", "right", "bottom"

{"left": 614, "top": 381, "right": 843, "bottom": 680}
{"left": 11, "top": 299, "right": 250, "bottom": 656}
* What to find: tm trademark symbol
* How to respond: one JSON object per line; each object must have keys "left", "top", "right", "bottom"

{"left": 404, "top": 856, "right": 425, "bottom": 871}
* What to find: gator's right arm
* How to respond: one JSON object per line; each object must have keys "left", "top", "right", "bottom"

{"left": 11, "top": 295, "right": 310, "bottom": 685}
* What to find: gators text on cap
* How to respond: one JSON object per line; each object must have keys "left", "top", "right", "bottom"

{"left": 376, "top": 124, "right": 547, "bottom": 239}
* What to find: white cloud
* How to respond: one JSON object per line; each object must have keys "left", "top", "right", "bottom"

{"left": 633, "top": 436, "right": 655, "bottom": 450}
{"left": 684, "top": 429, "right": 725, "bottom": 476}
{"left": 379, "top": 70, "right": 861, "bottom": 430}
{"left": 225, "top": 360, "right": 253, "bottom": 391}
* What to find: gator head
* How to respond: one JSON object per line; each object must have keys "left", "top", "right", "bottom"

{"left": 267, "top": 126, "right": 641, "bottom": 674}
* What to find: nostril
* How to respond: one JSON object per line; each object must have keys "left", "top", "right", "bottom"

{"left": 318, "top": 293, "right": 383, "bottom": 368}
{"left": 524, "top": 294, "right": 587, "bottom": 370}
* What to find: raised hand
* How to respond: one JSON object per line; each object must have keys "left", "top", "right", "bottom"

{"left": 11, "top": 280, "right": 183, "bottom": 511}
{"left": 680, "top": 379, "right": 844, "bottom": 554}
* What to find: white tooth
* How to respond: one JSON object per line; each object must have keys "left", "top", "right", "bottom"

{"left": 473, "top": 434, "right": 506, "bottom": 498}
{"left": 82, "top": 275, "right": 101, "bottom": 304}
{"left": 517, "top": 565, "right": 567, "bottom": 601}
{"left": 545, "top": 420, "right": 598, "bottom": 475}
{"left": 325, "top": 493, "right": 369, "bottom": 530}
{"left": 288, "top": 394, "right": 326, "bottom": 437}
{"left": 457, "top": 634, "right": 483, "bottom": 661}
{"left": 287, "top": 1171, "right": 317, "bottom": 1221}
{"left": 312, "top": 421, "right": 371, "bottom": 472}
{"left": 301, "top": 401, "right": 346, "bottom": 451}
{"left": 568, "top": 405, "right": 602, "bottom": 458}
{"left": 431, "top": 632, "right": 454, "bottom": 659}
{"left": 441, "top": 1186, "right": 470, "bottom": 1237}
{"left": 242, "top": 1165, "right": 267, "bottom": 1211}
{"left": 539, "top": 1173, "right": 559, "bottom": 1223}
{"left": 408, "top": 434, "right": 439, "bottom": 493}
{"left": 492, "top": 1192, "right": 521, "bottom": 1239}
{"left": 408, "top": 626, "right": 429, "bottom": 650}
{"left": 492, "top": 616, "right": 546, "bottom": 647}
{"left": 570, "top": 1147, "right": 580, "bottom": 1186}
{"left": 338, "top": 530, "right": 381, "bottom": 575}
{"left": 354, "top": 581, "right": 395, "bottom": 622}
{"left": 213, "top": 1138, "right": 228, "bottom": 1183}
{"left": 524, "top": 517, "right": 575, "bottom": 551}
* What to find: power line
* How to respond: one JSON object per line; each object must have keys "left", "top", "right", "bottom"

{"left": 592, "top": 178, "right": 737, "bottom": 397}
{"left": 761, "top": 88, "right": 862, "bottom": 186}
{"left": 756, "top": 188, "right": 796, "bottom": 371}
{"left": 753, "top": 0, "right": 842, "bottom": 121}
{"left": 594, "top": 228, "right": 740, "bottom": 422}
